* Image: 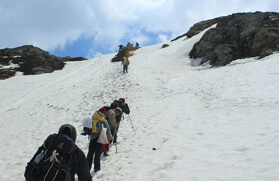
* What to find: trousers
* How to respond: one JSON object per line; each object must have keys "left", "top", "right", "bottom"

{"left": 87, "top": 137, "right": 102, "bottom": 170}
{"left": 123, "top": 65, "right": 128, "bottom": 73}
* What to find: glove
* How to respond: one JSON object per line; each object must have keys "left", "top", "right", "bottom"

{"left": 81, "top": 127, "right": 91, "bottom": 136}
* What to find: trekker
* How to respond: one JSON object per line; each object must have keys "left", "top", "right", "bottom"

{"left": 122, "top": 56, "right": 130, "bottom": 73}
{"left": 102, "top": 104, "right": 126, "bottom": 155}
{"left": 111, "top": 98, "right": 130, "bottom": 143}
{"left": 101, "top": 107, "right": 122, "bottom": 156}
{"left": 85, "top": 107, "right": 113, "bottom": 172}
{"left": 24, "top": 124, "right": 92, "bottom": 181}
{"left": 116, "top": 98, "right": 130, "bottom": 122}
{"left": 106, "top": 107, "right": 122, "bottom": 140}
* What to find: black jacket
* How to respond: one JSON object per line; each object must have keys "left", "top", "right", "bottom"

{"left": 116, "top": 103, "right": 130, "bottom": 123}
{"left": 25, "top": 134, "right": 92, "bottom": 181}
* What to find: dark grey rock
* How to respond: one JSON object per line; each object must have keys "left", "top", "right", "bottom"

{"left": 162, "top": 44, "right": 170, "bottom": 48}
{"left": 175, "top": 11, "right": 279, "bottom": 66}
{"left": 0, "top": 45, "right": 87, "bottom": 79}
{"left": 0, "top": 69, "right": 16, "bottom": 80}
{"left": 32, "top": 66, "right": 52, "bottom": 75}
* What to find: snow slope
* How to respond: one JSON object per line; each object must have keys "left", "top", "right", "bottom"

{"left": 0, "top": 28, "right": 279, "bottom": 181}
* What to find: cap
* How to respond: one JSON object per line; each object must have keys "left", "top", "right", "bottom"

{"left": 119, "top": 98, "right": 125, "bottom": 103}
{"left": 115, "top": 107, "right": 122, "bottom": 113}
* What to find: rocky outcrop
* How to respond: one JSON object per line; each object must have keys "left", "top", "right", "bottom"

{"left": 66, "top": 57, "right": 87, "bottom": 61}
{"left": 172, "top": 17, "right": 222, "bottom": 42}
{"left": 174, "top": 11, "right": 279, "bottom": 66}
{"left": 0, "top": 45, "right": 87, "bottom": 79}
{"left": 162, "top": 44, "right": 170, "bottom": 48}
{"left": 0, "top": 69, "right": 16, "bottom": 79}
{"left": 111, "top": 42, "right": 139, "bottom": 62}
{"left": 111, "top": 47, "right": 127, "bottom": 62}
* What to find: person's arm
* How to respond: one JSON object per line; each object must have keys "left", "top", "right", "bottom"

{"left": 76, "top": 148, "right": 92, "bottom": 181}
{"left": 121, "top": 103, "right": 130, "bottom": 114}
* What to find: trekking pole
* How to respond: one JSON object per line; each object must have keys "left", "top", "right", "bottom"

{"left": 115, "top": 132, "right": 118, "bottom": 153}
{"left": 128, "top": 115, "right": 136, "bottom": 135}
{"left": 113, "top": 124, "right": 119, "bottom": 153}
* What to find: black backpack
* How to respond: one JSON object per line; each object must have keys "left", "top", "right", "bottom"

{"left": 104, "top": 106, "right": 112, "bottom": 112}
{"left": 26, "top": 134, "right": 75, "bottom": 181}
{"left": 110, "top": 100, "right": 122, "bottom": 109}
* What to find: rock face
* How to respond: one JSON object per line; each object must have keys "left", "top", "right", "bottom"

{"left": 175, "top": 12, "right": 279, "bottom": 66}
{"left": 0, "top": 45, "right": 87, "bottom": 79}
{"left": 111, "top": 47, "right": 127, "bottom": 62}
{"left": 111, "top": 42, "right": 139, "bottom": 62}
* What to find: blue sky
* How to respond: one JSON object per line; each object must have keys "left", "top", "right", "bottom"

{"left": 1, "top": 0, "right": 278, "bottom": 58}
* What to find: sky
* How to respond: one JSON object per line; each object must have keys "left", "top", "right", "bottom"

{"left": 1, "top": 0, "right": 278, "bottom": 58}
{"left": 1, "top": 26, "right": 279, "bottom": 180}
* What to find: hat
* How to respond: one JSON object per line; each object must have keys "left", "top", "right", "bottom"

{"left": 58, "top": 124, "right": 77, "bottom": 142}
{"left": 99, "top": 107, "right": 107, "bottom": 116}
{"left": 119, "top": 98, "right": 125, "bottom": 103}
{"left": 115, "top": 107, "right": 122, "bottom": 113}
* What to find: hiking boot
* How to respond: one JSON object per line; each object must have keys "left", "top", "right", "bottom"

{"left": 103, "top": 151, "right": 109, "bottom": 156}
{"left": 94, "top": 168, "right": 100, "bottom": 172}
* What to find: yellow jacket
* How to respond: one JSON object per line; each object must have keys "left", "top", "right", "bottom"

{"left": 91, "top": 111, "right": 105, "bottom": 133}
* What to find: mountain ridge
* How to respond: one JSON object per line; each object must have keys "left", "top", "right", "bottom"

{"left": 1, "top": 11, "right": 279, "bottom": 79}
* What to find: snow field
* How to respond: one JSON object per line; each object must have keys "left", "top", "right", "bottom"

{"left": 0, "top": 28, "right": 278, "bottom": 180}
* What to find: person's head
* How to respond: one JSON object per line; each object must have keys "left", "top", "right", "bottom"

{"left": 115, "top": 107, "right": 122, "bottom": 115}
{"left": 119, "top": 98, "right": 125, "bottom": 104}
{"left": 58, "top": 124, "right": 77, "bottom": 142}
{"left": 99, "top": 107, "right": 107, "bottom": 116}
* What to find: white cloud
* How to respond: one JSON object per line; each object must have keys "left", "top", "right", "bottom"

{"left": 157, "top": 34, "right": 169, "bottom": 43}
{"left": 0, "top": 0, "right": 92, "bottom": 50}
{"left": 0, "top": 0, "right": 278, "bottom": 56}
